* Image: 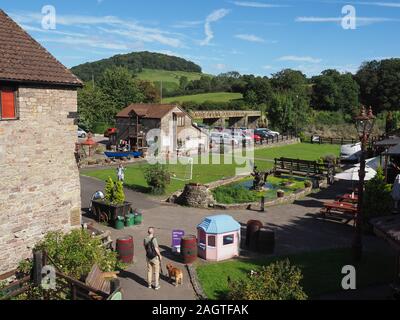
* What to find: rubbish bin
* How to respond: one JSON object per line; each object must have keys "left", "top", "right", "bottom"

{"left": 125, "top": 214, "right": 135, "bottom": 227}
{"left": 115, "top": 216, "right": 125, "bottom": 230}
{"left": 134, "top": 211, "right": 143, "bottom": 225}
{"left": 116, "top": 236, "right": 134, "bottom": 263}
{"left": 246, "top": 220, "right": 263, "bottom": 251}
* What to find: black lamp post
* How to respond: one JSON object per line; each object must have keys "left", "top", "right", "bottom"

{"left": 353, "top": 106, "right": 375, "bottom": 261}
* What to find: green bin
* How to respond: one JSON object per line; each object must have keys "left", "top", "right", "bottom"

{"left": 134, "top": 213, "right": 143, "bottom": 225}
{"left": 125, "top": 214, "right": 135, "bottom": 227}
{"left": 115, "top": 216, "right": 125, "bottom": 230}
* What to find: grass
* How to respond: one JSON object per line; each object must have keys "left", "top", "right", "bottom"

{"left": 196, "top": 248, "right": 396, "bottom": 300}
{"left": 254, "top": 143, "right": 340, "bottom": 161}
{"left": 136, "top": 68, "right": 205, "bottom": 93}
{"left": 212, "top": 176, "right": 307, "bottom": 204}
{"left": 163, "top": 92, "right": 243, "bottom": 104}
{"left": 82, "top": 143, "right": 340, "bottom": 195}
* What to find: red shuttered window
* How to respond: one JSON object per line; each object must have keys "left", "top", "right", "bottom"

{"left": 0, "top": 89, "right": 17, "bottom": 120}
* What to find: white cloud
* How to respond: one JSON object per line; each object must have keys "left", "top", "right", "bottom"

{"left": 38, "top": 36, "right": 131, "bottom": 50}
{"left": 232, "top": 1, "right": 289, "bottom": 8}
{"left": 353, "top": 2, "right": 400, "bottom": 8}
{"left": 11, "top": 11, "right": 185, "bottom": 48}
{"left": 172, "top": 20, "right": 203, "bottom": 29}
{"left": 235, "top": 34, "right": 265, "bottom": 42}
{"left": 200, "top": 9, "right": 230, "bottom": 46}
{"left": 215, "top": 63, "right": 227, "bottom": 70}
{"left": 278, "top": 55, "right": 322, "bottom": 63}
{"left": 296, "top": 16, "right": 400, "bottom": 26}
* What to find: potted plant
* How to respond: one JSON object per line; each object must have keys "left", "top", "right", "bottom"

{"left": 91, "top": 177, "right": 132, "bottom": 224}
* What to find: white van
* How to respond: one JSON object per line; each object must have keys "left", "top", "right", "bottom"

{"left": 340, "top": 142, "right": 362, "bottom": 162}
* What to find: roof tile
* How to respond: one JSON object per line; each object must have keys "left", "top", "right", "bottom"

{"left": 0, "top": 10, "right": 82, "bottom": 86}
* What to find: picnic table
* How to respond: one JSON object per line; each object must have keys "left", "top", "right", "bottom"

{"left": 336, "top": 193, "right": 358, "bottom": 204}
{"left": 320, "top": 201, "right": 358, "bottom": 225}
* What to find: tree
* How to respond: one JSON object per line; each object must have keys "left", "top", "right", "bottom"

{"left": 77, "top": 83, "right": 113, "bottom": 130}
{"left": 99, "top": 67, "right": 145, "bottom": 110}
{"left": 179, "top": 76, "right": 189, "bottom": 90}
{"left": 228, "top": 259, "right": 307, "bottom": 300}
{"left": 138, "top": 80, "right": 160, "bottom": 103}
{"left": 311, "top": 69, "right": 359, "bottom": 115}
{"left": 268, "top": 92, "right": 310, "bottom": 133}
{"left": 271, "top": 69, "right": 309, "bottom": 99}
{"left": 243, "top": 77, "right": 273, "bottom": 106}
{"left": 144, "top": 164, "right": 171, "bottom": 195}
{"left": 356, "top": 59, "right": 400, "bottom": 113}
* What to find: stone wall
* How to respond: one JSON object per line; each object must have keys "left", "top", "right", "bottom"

{"left": 0, "top": 85, "right": 81, "bottom": 275}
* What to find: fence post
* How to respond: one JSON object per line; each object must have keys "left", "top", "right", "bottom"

{"left": 33, "top": 250, "right": 43, "bottom": 287}
{"left": 260, "top": 196, "right": 265, "bottom": 212}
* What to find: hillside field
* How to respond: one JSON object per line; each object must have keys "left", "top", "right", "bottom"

{"left": 163, "top": 92, "right": 243, "bottom": 103}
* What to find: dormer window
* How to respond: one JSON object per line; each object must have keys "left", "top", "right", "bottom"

{"left": 0, "top": 87, "right": 17, "bottom": 120}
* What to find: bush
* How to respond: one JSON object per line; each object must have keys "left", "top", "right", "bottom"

{"left": 104, "top": 177, "right": 126, "bottom": 205}
{"left": 304, "top": 180, "right": 312, "bottom": 188}
{"left": 35, "top": 229, "right": 122, "bottom": 279}
{"left": 364, "top": 167, "right": 392, "bottom": 221}
{"left": 144, "top": 164, "right": 171, "bottom": 195}
{"left": 114, "top": 181, "right": 126, "bottom": 204}
{"left": 212, "top": 186, "right": 260, "bottom": 204}
{"left": 228, "top": 259, "right": 307, "bottom": 300}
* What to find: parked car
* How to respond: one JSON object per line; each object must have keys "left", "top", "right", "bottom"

{"left": 104, "top": 127, "right": 117, "bottom": 138}
{"left": 210, "top": 132, "right": 239, "bottom": 145}
{"left": 257, "top": 128, "right": 280, "bottom": 137}
{"left": 254, "top": 129, "right": 276, "bottom": 139}
{"left": 77, "top": 127, "right": 87, "bottom": 138}
{"left": 340, "top": 142, "right": 362, "bottom": 162}
{"left": 231, "top": 131, "right": 253, "bottom": 145}
{"left": 252, "top": 134, "right": 262, "bottom": 143}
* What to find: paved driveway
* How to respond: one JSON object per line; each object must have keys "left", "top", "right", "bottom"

{"left": 80, "top": 176, "right": 391, "bottom": 300}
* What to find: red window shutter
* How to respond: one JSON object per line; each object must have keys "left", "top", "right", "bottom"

{"left": 1, "top": 90, "right": 16, "bottom": 119}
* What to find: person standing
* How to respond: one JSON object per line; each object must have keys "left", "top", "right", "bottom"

{"left": 117, "top": 164, "right": 125, "bottom": 183}
{"left": 144, "top": 227, "right": 162, "bottom": 290}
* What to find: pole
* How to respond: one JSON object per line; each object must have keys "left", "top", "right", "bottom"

{"left": 353, "top": 135, "right": 366, "bottom": 261}
{"left": 160, "top": 80, "right": 163, "bottom": 103}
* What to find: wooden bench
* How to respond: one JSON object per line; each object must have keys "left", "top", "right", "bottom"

{"left": 85, "top": 264, "right": 119, "bottom": 299}
{"left": 274, "top": 158, "right": 337, "bottom": 186}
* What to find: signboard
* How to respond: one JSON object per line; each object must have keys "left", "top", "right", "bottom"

{"left": 172, "top": 230, "right": 185, "bottom": 247}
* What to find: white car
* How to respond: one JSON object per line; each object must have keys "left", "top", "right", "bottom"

{"left": 257, "top": 128, "right": 280, "bottom": 137}
{"left": 77, "top": 127, "right": 87, "bottom": 138}
{"left": 210, "top": 132, "right": 239, "bottom": 145}
{"left": 340, "top": 143, "right": 362, "bottom": 162}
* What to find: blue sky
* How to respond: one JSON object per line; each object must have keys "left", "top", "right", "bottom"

{"left": 2, "top": 0, "right": 400, "bottom": 76}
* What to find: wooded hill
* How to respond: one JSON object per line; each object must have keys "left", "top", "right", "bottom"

{"left": 70, "top": 51, "right": 202, "bottom": 82}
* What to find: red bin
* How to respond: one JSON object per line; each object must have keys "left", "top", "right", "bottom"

{"left": 181, "top": 235, "right": 198, "bottom": 264}
{"left": 116, "top": 236, "right": 134, "bottom": 263}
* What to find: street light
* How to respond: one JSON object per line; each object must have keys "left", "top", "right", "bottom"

{"left": 353, "top": 106, "right": 376, "bottom": 261}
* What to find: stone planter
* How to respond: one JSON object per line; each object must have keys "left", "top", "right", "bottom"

{"left": 177, "top": 183, "right": 215, "bottom": 208}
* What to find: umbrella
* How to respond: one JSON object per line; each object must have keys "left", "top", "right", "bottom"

{"left": 335, "top": 165, "right": 377, "bottom": 181}
{"left": 392, "top": 174, "right": 400, "bottom": 201}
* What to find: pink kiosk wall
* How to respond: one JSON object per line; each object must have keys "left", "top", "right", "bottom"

{"left": 197, "top": 215, "right": 241, "bottom": 262}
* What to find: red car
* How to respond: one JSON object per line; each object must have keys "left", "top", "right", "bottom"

{"left": 104, "top": 127, "right": 117, "bottom": 138}
{"left": 252, "top": 134, "right": 261, "bottom": 143}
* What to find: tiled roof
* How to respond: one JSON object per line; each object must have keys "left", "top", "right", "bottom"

{"left": 0, "top": 10, "right": 82, "bottom": 87}
{"left": 197, "top": 215, "right": 241, "bottom": 234}
{"left": 116, "top": 104, "right": 179, "bottom": 119}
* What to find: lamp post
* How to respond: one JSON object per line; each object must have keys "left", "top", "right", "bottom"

{"left": 353, "top": 106, "right": 375, "bottom": 261}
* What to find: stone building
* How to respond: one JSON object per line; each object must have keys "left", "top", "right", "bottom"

{"left": 0, "top": 10, "right": 82, "bottom": 276}
{"left": 115, "top": 103, "right": 209, "bottom": 156}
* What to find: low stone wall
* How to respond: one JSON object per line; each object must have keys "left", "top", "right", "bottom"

{"left": 213, "top": 186, "right": 313, "bottom": 210}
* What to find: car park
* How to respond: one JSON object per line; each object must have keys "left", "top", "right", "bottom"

{"left": 210, "top": 131, "right": 239, "bottom": 145}
{"left": 257, "top": 128, "right": 280, "bottom": 137}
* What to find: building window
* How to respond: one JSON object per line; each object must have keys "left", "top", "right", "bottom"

{"left": 0, "top": 88, "right": 17, "bottom": 120}
{"left": 177, "top": 116, "right": 185, "bottom": 127}
{"left": 223, "top": 234, "right": 234, "bottom": 246}
{"left": 208, "top": 235, "right": 216, "bottom": 247}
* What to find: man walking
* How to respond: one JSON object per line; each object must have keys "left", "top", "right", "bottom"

{"left": 144, "top": 227, "right": 162, "bottom": 290}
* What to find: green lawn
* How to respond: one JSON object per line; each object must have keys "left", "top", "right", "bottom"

{"left": 254, "top": 143, "right": 340, "bottom": 161}
{"left": 163, "top": 92, "right": 243, "bottom": 104}
{"left": 82, "top": 143, "right": 339, "bottom": 195}
{"left": 196, "top": 248, "right": 396, "bottom": 300}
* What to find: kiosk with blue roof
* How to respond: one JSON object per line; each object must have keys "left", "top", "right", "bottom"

{"left": 197, "top": 214, "right": 241, "bottom": 261}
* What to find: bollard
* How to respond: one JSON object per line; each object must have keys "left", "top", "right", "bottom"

{"left": 260, "top": 196, "right": 265, "bottom": 212}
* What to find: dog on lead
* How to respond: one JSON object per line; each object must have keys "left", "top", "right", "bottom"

{"left": 166, "top": 263, "right": 183, "bottom": 287}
